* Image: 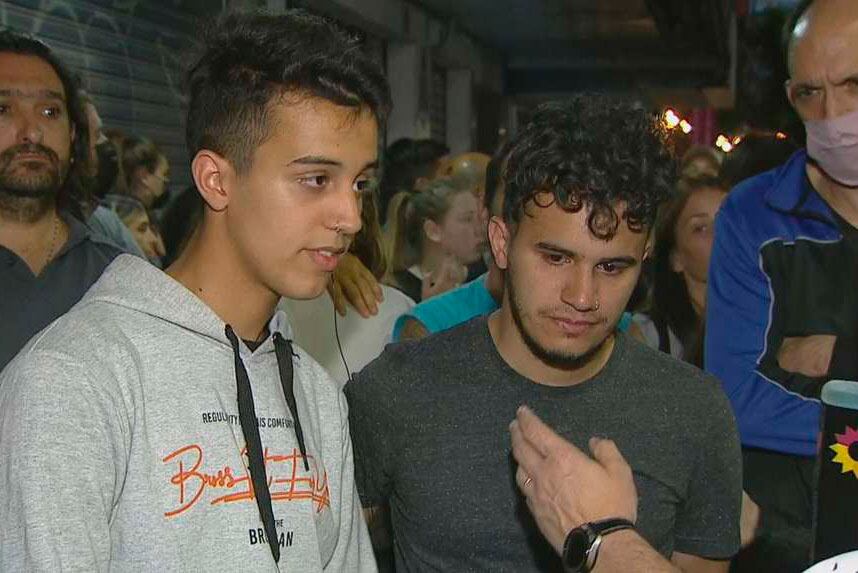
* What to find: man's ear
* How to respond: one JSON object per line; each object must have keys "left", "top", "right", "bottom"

{"left": 488, "top": 215, "right": 511, "bottom": 270}
{"left": 191, "top": 150, "right": 233, "bottom": 212}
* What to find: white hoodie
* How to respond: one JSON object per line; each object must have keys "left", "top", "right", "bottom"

{"left": 0, "top": 255, "right": 376, "bottom": 572}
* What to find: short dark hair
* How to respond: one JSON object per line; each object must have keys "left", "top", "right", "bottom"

{"left": 0, "top": 29, "right": 89, "bottom": 217}
{"left": 185, "top": 10, "right": 391, "bottom": 174}
{"left": 502, "top": 96, "right": 675, "bottom": 240}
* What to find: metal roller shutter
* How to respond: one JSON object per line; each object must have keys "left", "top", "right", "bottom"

{"left": 430, "top": 63, "right": 446, "bottom": 144}
{"left": 1, "top": 0, "right": 202, "bottom": 191}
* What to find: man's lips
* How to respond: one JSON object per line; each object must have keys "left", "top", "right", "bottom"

{"left": 10, "top": 152, "right": 51, "bottom": 164}
{"left": 306, "top": 247, "right": 347, "bottom": 272}
{"left": 0, "top": 143, "right": 58, "bottom": 168}
{"left": 548, "top": 315, "right": 600, "bottom": 336}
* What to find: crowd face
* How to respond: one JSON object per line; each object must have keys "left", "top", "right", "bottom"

{"left": 494, "top": 196, "right": 648, "bottom": 368}
{"left": 220, "top": 96, "right": 378, "bottom": 300}
{"left": 437, "top": 189, "right": 483, "bottom": 265}
{"left": 0, "top": 53, "right": 73, "bottom": 204}
{"left": 670, "top": 186, "right": 727, "bottom": 286}
{"left": 123, "top": 208, "right": 164, "bottom": 261}
{"left": 132, "top": 157, "right": 169, "bottom": 208}
{"left": 787, "top": 0, "right": 858, "bottom": 122}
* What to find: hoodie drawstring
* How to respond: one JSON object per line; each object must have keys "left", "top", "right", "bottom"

{"left": 225, "top": 324, "right": 305, "bottom": 564}
{"left": 273, "top": 332, "right": 310, "bottom": 472}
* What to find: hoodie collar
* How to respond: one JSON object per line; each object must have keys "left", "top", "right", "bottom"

{"left": 81, "top": 255, "right": 295, "bottom": 352}
{"left": 231, "top": 311, "right": 295, "bottom": 359}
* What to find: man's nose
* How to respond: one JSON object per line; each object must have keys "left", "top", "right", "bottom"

{"left": 15, "top": 112, "right": 43, "bottom": 145}
{"left": 560, "top": 265, "right": 599, "bottom": 312}
{"left": 334, "top": 187, "right": 362, "bottom": 236}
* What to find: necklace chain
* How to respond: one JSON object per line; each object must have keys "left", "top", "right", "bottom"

{"left": 43, "top": 214, "right": 59, "bottom": 269}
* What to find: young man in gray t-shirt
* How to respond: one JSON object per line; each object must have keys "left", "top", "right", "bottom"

{"left": 346, "top": 97, "right": 741, "bottom": 572}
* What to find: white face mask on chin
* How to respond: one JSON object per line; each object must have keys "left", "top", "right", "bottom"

{"left": 805, "top": 108, "right": 858, "bottom": 188}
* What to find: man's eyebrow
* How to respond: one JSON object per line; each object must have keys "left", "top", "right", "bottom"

{"left": 599, "top": 256, "right": 638, "bottom": 266}
{"left": 287, "top": 157, "right": 379, "bottom": 171}
{"left": 835, "top": 74, "right": 858, "bottom": 86}
{"left": 288, "top": 155, "right": 342, "bottom": 167}
{"left": 535, "top": 242, "right": 638, "bottom": 265}
{"left": 0, "top": 88, "right": 65, "bottom": 100}
{"left": 536, "top": 241, "right": 577, "bottom": 258}
{"left": 791, "top": 80, "right": 820, "bottom": 90}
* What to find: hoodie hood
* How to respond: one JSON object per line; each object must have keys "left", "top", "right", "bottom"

{"left": 81, "top": 254, "right": 294, "bottom": 353}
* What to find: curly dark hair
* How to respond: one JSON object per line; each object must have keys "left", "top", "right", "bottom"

{"left": 186, "top": 10, "right": 391, "bottom": 174}
{"left": 0, "top": 29, "right": 90, "bottom": 218}
{"left": 502, "top": 96, "right": 675, "bottom": 240}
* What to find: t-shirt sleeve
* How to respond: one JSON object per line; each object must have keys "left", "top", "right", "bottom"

{"left": 0, "top": 351, "right": 127, "bottom": 571}
{"left": 344, "top": 357, "right": 398, "bottom": 508}
{"left": 323, "top": 391, "right": 378, "bottom": 572}
{"left": 672, "top": 383, "right": 743, "bottom": 559}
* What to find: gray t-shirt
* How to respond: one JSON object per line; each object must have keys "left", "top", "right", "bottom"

{"left": 346, "top": 316, "right": 741, "bottom": 572}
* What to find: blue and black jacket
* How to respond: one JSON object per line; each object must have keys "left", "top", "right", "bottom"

{"left": 706, "top": 149, "right": 858, "bottom": 457}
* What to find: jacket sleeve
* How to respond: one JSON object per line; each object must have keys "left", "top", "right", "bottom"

{"left": 323, "top": 391, "right": 377, "bottom": 572}
{"left": 0, "top": 352, "right": 127, "bottom": 572}
{"left": 705, "top": 201, "right": 820, "bottom": 457}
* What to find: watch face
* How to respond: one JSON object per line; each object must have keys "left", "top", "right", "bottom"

{"left": 564, "top": 528, "right": 592, "bottom": 569}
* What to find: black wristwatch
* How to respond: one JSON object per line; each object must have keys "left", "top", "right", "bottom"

{"left": 562, "top": 518, "right": 635, "bottom": 572}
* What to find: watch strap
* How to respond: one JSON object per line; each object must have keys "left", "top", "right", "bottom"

{"left": 589, "top": 517, "right": 635, "bottom": 537}
{"left": 562, "top": 517, "right": 635, "bottom": 573}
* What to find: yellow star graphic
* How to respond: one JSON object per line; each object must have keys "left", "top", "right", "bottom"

{"left": 830, "top": 443, "right": 858, "bottom": 479}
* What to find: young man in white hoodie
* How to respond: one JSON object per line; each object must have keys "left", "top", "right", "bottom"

{"left": 0, "top": 10, "right": 388, "bottom": 572}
